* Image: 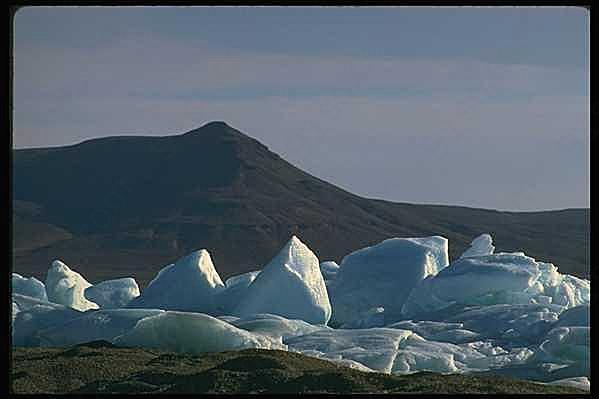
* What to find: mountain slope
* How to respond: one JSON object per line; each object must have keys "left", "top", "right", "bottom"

{"left": 12, "top": 122, "right": 590, "bottom": 286}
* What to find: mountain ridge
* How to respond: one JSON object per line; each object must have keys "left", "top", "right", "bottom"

{"left": 12, "top": 122, "right": 590, "bottom": 286}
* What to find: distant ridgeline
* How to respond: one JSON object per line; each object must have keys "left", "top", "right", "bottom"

{"left": 12, "top": 233, "right": 590, "bottom": 390}
{"left": 12, "top": 121, "right": 589, "bottom": 286}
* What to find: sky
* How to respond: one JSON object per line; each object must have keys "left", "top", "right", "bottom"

{"left": 12, "top": 6, "right": 589, "bottom": 211}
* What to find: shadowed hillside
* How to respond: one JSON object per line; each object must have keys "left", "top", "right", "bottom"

{"left": 12, "top": 121, "right": 590, "bottom": 286}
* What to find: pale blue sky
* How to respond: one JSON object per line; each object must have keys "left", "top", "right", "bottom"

{"left": 12, "top": 6, "right": 590, "bottom": 211}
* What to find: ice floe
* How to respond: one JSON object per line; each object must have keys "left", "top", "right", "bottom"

{"left": 127, "top": 249, "right": 225, "bottom": 313}
{"left": 233, "top": 236, "right": 331, "bottom": 325}
{"left": 84, "top": 277, "right": 140, "bottom": 309}
{"left": 329, "top": 236, "right": 449, "bottom": 326}
{"left": 45, "top": 260, "right": 99, "bottom": 311}
{"left": 11, "top": 233, "right": 590, "bottom": 388}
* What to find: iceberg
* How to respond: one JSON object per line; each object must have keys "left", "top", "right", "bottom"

{"left": 549, "top": 274, "right": 590, "bottom": 308}
{"left": 286, "top": 327, "right": 414, "bottom": 373}
{"left": 442, "top": 304, "right": 562, "bottom": 346}
{"left": 523, "top": 326, "right": 591, "bottom": 382}
{"left": 401, "top": 252, "right": 541, "bottom": 318}
{"left": 84, "top": 277, "right": 140, "bottom": 309}
{"left": 427, "top": 253, "right": 540, "bottom": 302}
{"left": 127, "top": 249, "right": 225, "bottom": 313}
{"left": 12, "top": 273, "right": 47, "bottom": 301}
{"left": 113, "top": 311, "right": 286, "bottom": 355}
{"left": 12, "top": 301, "right": 20, "bottom": 324}
{"left": 320, "top": 261, "right": 340, "bottom": 281}
{"left": 546, "top": 376, "right": 590, "bottom": 391}
{"left": 12, "top": 294, "right": 84, "bottom": 346}
{"left": 534, "top": 326, "right": 590, "bottom": 368}
{"left": 532, "top": 262, "right": 590, "bottom": 308}
{"left": 459, "top": 234, "right": 495, "bottom": 258}
{"left": 45, "top": 260, "right": 99, "bottom": 311}
{"left": 339, "top": 307, "right": 386, "bottom": 329}
{"left": 36, "top": 308, "right": 165, "bottom": 347}
{"left": 229, "top": 313, "right": 327, "bottom": 342}
{"left": 387, "top": 320, "right": 480, "bottom": 344}
{"left": 402, "top": 248, "right": 589, "bottom": 320}
{"left": 233, "top": 236, "right": 331, "bottom": 325}
{"left": 214, "top": 270, "right": 260, "bottom": 314}
{"left": 286, "top": 327, "right": 512, "bottom": 376}
{"left": 9, "top": 233, "right": 591, "bottom": 387}
{"left": 217, "top": 315, "right": 240, "bottom": 323}
{"left": 427, "top": 329, "right": 482, "bottom": 344}
{"left": 329, "top": 236, "right": 449, "bottom": 325}
{"left": 393, "top": 335, "right": 534, "bottom": 375}
{"left": 12, "top": 292, "right": 61, "bottom": 312}
{"left": 392, "top": 334, "right": 462, "bottom": 374}
{"left": 555, "top": 304, "right": 590, "bottom": 328}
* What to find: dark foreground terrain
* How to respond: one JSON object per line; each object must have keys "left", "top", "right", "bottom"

{"left": 11, "top": 342, "right": 587, "bottom": 394}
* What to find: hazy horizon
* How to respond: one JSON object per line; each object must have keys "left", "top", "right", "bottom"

{"left": 12, "top": 6, "right": 590, "bottom": 211}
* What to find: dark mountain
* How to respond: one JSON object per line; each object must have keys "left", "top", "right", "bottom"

{"left": 12, "top": 121, "right": 590, "bottom": 287}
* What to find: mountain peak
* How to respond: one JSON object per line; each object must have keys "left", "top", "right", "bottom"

{"left": 203, "top": 121, "right": 230, "bottom": 128}
{"left": 197, "top": 121, "right": 232, "bottom": 132}
{"left": 178, "top": 121, "right": 275, "bottom": 166}
{"left": 183, "top": 121, "right": 240, "bottom": 138}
